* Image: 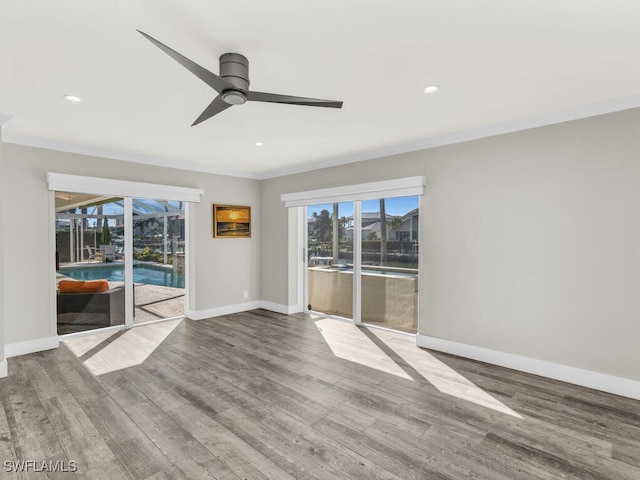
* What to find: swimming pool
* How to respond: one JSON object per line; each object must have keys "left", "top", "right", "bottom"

{"left": 60, "top": 264, "right": 185, "bottom": 288}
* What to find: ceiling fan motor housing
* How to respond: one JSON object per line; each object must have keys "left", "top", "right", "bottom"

{"left": 137, "top": 29, "right": 343, "bottom": 122}
{"left": 219, "top": 53, "right": 250, "bottom": 91}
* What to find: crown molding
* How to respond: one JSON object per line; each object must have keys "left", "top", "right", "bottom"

{"left": 0, "top": 125, "right": 260, "bottom": 180}
{"left": 5, "top": 94, "right": 640, "bottom": 182}
{"left": 256, "top": 94, "right": 640, "bottom": 179}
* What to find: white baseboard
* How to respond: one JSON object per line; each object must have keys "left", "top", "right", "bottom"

{"left": 5, "top": 336, "right": 59, "bottom": 358}
{"left": 187, "top": 301, "right": 262, "bottom": 320}
{"left": 187, "top": 300, "right": 302, "bottom": 320}
{"left": 417, "top": 334, "right": 640, "bottom": 401}
{"left": 0, "top": 359, "right": 7, "bottom": 378}
{"left": 259, "top": 301, "right": 301, "bottom": 315}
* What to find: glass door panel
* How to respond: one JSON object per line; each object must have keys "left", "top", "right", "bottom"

{"left": 307, "top": 202, "right": 353, "bottom": 319}
{"left": 132, "top": 198, "right": 186, "bottom": 324}
{"left": 55, "top": 192, "right": 125, "bottom": 334}
{"left": 360, "top": 196, "right": 419, "bottom": 333}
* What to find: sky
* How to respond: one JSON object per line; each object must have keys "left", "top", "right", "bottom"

{"left": 307, "top": 196, "right": 419, "bottom": 219}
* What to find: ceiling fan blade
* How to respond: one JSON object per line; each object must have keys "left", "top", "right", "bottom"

{"left": 191, "top": 96, "right": 232, "bottom": 126}
{"left": 247, "top": 91, "right": 343, "bottom": 108}
{"left": 137, "top": 30, "right": 233, "bottom": 94}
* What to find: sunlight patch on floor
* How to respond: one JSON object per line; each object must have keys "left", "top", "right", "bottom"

{"left": 62, "top": 330, "right": 122, "bottom": 357}
{"left": 62, "top": 319, "right": 181, "bottom": 375}
{"left": 390, "top": 340, "right": 523, "bottom": 418}
{"left": 314, "top": 318, "right": 413, "bottom": 381}
{"left": 314, "top": 316, "right": 521, "bottom": 418}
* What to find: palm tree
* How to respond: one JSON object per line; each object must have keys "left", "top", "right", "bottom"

{"left": 389, "top": 216, "right": 403, "bottom": 237}
{"left": 310, "top": 209, "right": 332, "bottom": 242}
{"left": 379, "top": 199, "right": 387, "bottom": 265}
{"left": 389, "top": 215, "right": 404, "bottom": 252}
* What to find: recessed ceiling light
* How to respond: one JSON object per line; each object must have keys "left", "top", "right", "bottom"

{"left": 255, "top": 141, "right": 264, "bottom": 147}
{"left": 423, "top": 85, "right": 439, "bottom": 94}
{"left": 63, "top": 94, "right": 82, "bottom": 102}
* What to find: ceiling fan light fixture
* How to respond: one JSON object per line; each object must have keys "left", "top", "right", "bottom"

{"left": 423, "top": 85, "right": 440, "bottom": 94}
{"left": 222, "top": 91, "right": 247, "bottom": 105}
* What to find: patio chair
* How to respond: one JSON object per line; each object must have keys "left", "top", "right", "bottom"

{"left": 100, "top": 244, "right": 116, "bottom": 262}
{"left": 85, "top": 245, "right": 99, "bottom": 263}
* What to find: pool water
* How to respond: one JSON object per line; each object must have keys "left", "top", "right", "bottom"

{"left": 60, "top": 264, "right": 185, "bottom": 289}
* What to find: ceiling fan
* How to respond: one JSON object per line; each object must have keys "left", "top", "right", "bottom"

{"left": 137, "top": 30, "right": 344, "bottom": 126}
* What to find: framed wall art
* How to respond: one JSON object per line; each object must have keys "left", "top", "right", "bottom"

{"left": 213, "top": 204, "right": 251, "bottom": 238}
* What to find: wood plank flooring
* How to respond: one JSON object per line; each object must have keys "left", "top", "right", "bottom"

{"left": 1, "top": 309, "right": 639, "bottom": 479}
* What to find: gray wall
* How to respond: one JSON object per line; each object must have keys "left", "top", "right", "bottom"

{"left": 0, "top": 143, "right": 261, "bottom": 346}
{"left": 3, "top": 107, "right": 640, "bottom": 383}
{"left": 261, "top": 108, "right": 640, "bottom": 382}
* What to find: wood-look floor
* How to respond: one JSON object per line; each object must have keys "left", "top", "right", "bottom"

{"left": 1, "top": 310, "right": 639, "bottom": 479}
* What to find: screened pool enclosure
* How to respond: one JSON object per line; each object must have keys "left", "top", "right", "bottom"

{"left": 55, "top": 191, "right": 186, "bottom": 334}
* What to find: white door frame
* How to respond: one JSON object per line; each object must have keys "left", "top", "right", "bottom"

{"left": 301, "top": 195, "right": 422, "bottom": 332}
{"left": 123, "top": 197, "right": 134, "bottom": 328}
{"left": 284, "top": 176, "right": 425, "bottom": 330}
{"left": 352, "top": 201, "right": 362, "bottom": 324}
{"left": 47, "top": 173, "right": 203, "bottom": 338}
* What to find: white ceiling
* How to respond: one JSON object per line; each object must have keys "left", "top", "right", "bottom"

{"left": 2, "top": 1, "right": 640, "bottom": 179}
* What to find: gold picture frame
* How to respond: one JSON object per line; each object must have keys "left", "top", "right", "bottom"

{"left": 213, "top": 204, "right": 251, "bottom": 238}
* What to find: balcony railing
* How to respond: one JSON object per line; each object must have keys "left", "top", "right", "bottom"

{"left": 307, "top": 266, "right": 418, "bottom": 333}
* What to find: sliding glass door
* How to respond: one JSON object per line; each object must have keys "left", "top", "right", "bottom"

{"left": 132, "top": 198, "right": 186, "bottom": 324}
{"left": 306, "top": 196, "right": 419, "bottom": 333}
{"left": 55, "top": 193, "right": 126, "bottom": 335}
{"left": 307, "top": 202, "right": 353, "bottom": 319}
{"left": 55, "top": 192, "right": 186, "bottom": 335}
{"left": 360, "top": 196, "right": 419, "bottom": 333}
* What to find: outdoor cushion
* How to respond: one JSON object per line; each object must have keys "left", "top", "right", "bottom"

{"left": 58, "top": 279, "right": 110, "bottom": 294}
